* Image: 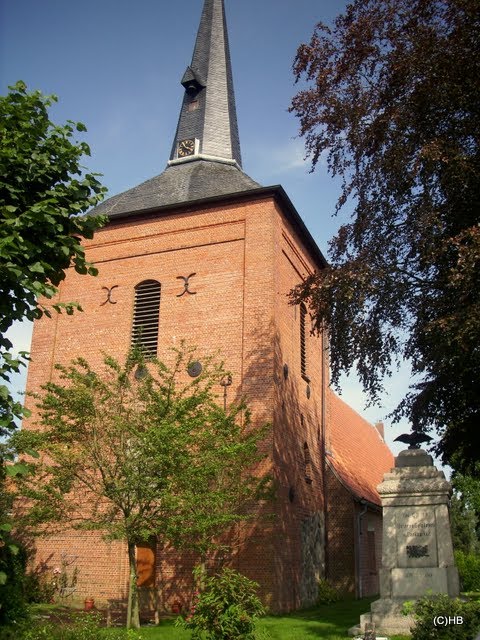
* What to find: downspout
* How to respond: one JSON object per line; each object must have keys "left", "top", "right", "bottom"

{"left": 321, "top": 325, "right": 329, "bottom": 581}
{"left": 356, "top": 499, "right": 368, "bottom": 599}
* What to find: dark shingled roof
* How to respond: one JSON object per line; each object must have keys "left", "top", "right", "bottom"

{"left": 170, "top": 0, "right": 242, "bottom": 166}
{"left": 92, "top": 160, "right": 260, "bottom": 218}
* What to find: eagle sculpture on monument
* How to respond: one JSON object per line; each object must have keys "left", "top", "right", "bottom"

{"left": 393, "top": 431, "right": 433, "bottom": 449}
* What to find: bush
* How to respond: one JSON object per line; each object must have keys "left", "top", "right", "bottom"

{"left": 455, "top": 550, "right": 480, "bottom": 592}
{"left": 24, "top": 556, "right": 79, "bottom": 605}
{"left": 317, "top": 578, "right": 340, "bottom": 604}
{"left": 177, "top": 567, "right": 265, "bottom": 639}
{"left": 14, "top": 613, "right": 145, "bottom": 639}
{"left": 0, "top": 538, "right": 29, "bottom": 625}
{"left": 404, "top": 593, "right": 480, "bottom": 640}
{"left": 23, "top": 571, "right": 57, "bottom": 604}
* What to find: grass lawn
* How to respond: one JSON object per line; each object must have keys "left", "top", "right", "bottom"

{"left": 107, "top": 597, "right": 411, "bottom": 639}
{"left": 20, "top": 600, "right": 411, "bottom": 639}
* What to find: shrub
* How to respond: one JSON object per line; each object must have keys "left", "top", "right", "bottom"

{"left": 24, "top": 557, "right": 79, "bottom": 605}
{"left": 16, "top": 613, "right": 145, "bottom": 639}
{"left": 405, "top": 593, "right": 480, "bottom": 640}
{"left": 23, "top": 571, "right": 57, "bottom": 604}
{"left": 0, "top": 538, "right": 29, "bottom": 625}
{"left": 317, "top": 578, "right": 340, "bottom": 604}
{"left": 177, "top": 567, "right": 265, "bottom": 639}
{"left": 455, "top": 550, "right": 480, "bottom": 592}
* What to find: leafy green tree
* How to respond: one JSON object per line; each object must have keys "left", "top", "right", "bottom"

{"left": 450, "top": 495, "right": 479, "bottom": 555}
{"left": 11, "top": 347, "right": 270, "bottom": 629}
{"left": 0, "top": 81, "right": 107, "bottom": 587}
{"left": 289, "top": 0, "right": 479, "bottom": 474}
{"left": 0, "top": 80, "right": 107, "bottom": 437}
{"left": 452, "top": 468, "right": 480, "bottom": 546}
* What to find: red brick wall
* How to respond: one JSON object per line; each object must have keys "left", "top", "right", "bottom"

{"left": 32, "top": 531, "right": 129, "bottom": 604}
{"left": 22, "top": 193, "right": 364, "bottom": 612}
{"left": 271, "top": 203, "right": 327, "bottom": 610}
{"left": 357, "top": 510, "right": 382, "bottom": 597}
{"left": 22, "top": 196, "right": 282, "bottom": 610}
{"left": 325, "top": 464, "right": 356, "bottom": 595}
{"left": 325, "top": 463, "right": 383, "bottom": 598}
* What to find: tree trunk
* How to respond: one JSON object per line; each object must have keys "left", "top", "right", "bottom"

{"left": 126, "top": 541, "right": 140, "bottom": 629}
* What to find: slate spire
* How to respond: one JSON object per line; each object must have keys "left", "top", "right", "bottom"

{"left": 169, "top": 0, "right": 242, "bottom": 168}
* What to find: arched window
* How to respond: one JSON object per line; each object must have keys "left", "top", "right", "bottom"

{"left": 300, "top": 302, "right": 307, "bottom": 378}
{"left": 131, "top": 280, "right": 161, "bottom": 358}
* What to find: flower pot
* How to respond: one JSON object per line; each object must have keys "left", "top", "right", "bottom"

{"left": 84, "top": 597, "right": 95, "bottom": 611}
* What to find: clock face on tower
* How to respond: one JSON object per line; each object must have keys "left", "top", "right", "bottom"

{"left": 177, "top": 138, "right": 196, "bottom": 158}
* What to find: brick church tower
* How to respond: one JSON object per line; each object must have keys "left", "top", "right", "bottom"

{"left": 24, "top": 0, "right": 393, "bottom": 613}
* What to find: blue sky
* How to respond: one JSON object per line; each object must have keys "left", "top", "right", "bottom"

{"left": 1, "top": 0, "right": 446, "bottom": 469}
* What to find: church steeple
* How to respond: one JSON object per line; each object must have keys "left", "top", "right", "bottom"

{"left": 92, "top": 0, "right": 260, "bottom": 218}
{"left": 169, "top": 0, "right": 242, "bottom": 168}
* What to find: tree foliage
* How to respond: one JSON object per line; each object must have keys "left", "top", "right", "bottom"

{"left": 451, "top": 467, "right": 480, "bottom": 548}
{"left": 289, "top": 0, "right": 480, "bottom": 473}
{"left": 11, "top": 347, "right": 270, "bottom": 628}
{"left": 0, "top": 81, "right": 107, "bottom": 436}
{"left": 450, "top": 495, "right": 479, "bottom": 555}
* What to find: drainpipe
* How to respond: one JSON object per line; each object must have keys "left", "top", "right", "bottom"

{"left": 356, "top": 499, "right": 368, "bottom": 599}
{"left": 321, "top": 326, "right": 329, "bottom": 581}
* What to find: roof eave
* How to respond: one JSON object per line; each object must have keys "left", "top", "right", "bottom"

{"left": 103, "top": 184, "right": 328, "bottom": 271}
{"left": 326, "top": 457, "right": 382, "bottom": 510}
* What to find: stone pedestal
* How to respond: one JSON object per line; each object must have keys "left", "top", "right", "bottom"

{"left": 350, "top": 449, "right": 459, "bottom": 637}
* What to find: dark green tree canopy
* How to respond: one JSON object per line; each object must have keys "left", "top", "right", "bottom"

{"left": 289, "top": 0, "right": 479, "bottom": 473}
{"left": 0, "top": 81, "right": 107, "bottom": 435}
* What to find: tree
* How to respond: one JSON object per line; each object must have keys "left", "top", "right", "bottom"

{"left": 0, "top": 81, "right": 107, "bottom": 590}
{"left": 450, "top": 495, "right": 479, "bottom": 555}
{"left": 11, "top": 347, "right": 270, "bottom": 629}
{"left": 0, "top": 80, "right": 107, "bottom": 437}
{"left": 452, "top": 468, "right": 480, "bottom": 546}
{"left": 289, "top": 0, "right": 479, "bottom": 474}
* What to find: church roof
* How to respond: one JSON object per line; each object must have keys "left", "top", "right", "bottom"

{"left": 93, "top": 160, "right": 260, "bottom": 218}
{"left": 93, "top": 0, "right": 260, "bottom": 218}
{"left": 328, "top": 392, "right": 394, "bottom": 506}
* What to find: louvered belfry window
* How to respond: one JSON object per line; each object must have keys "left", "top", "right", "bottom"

{"left": 300, "top": 303, "right": 307, "bottom": 378}
{"left": 131, "top": 280, "right": 161, "bottom": 358}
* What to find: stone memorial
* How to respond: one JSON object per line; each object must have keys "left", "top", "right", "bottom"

{"left": 350, "top": 448, "right": 459, "bottom": 637}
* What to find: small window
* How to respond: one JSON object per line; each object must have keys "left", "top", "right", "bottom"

{"left": 131, "top": 280, "right": 161, "bottom": 358}
{"left": 304, "top": 442, "right": 312, "bottom": 484}
{"left": 300, "top": 303, "right": 307, "bottom": 378}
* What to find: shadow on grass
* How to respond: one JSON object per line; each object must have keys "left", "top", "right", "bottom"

{"left": 102, "top": 600, "right": 380, "bottom": 639}
{"left": 256, "top": 597, "right": 377, "bottom": 639}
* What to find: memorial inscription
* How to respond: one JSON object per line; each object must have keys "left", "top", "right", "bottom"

{"left": 406, "top": 545, "right": 429, "bottom": 558}
{"left": 396, "top": 509, "right": 437, "bottom": 567}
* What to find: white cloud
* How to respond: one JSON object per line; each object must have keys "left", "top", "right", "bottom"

{"left": 248, "top": 138, "right": 310, "bottom": 180}
{"left": 5, "top": 320, "right": 34, "bottom": 356}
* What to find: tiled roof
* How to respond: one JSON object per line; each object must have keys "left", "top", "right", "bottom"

{"left": 328, "top": 391, "right": 394, "bottom": 506}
